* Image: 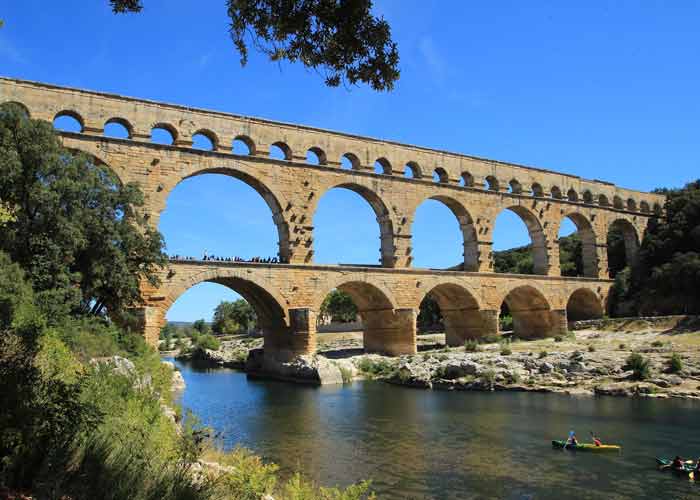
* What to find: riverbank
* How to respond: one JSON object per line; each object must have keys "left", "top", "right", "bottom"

{"left": 172, "top": 316, "right": 700, "bottom": 399}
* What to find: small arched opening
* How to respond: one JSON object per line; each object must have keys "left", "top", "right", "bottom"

{"left": 508, "top": 179, "right": 522, "bottom": 194}
{"left": 340, "top": 153, "right": 360, "bottom": 170}
{"left": 374, "top": 157, "right": 392, "bottom": 175}
{"left": 192, "top": 130, "right": 217, "bottom": 151}
{"left": 567, "top": 188, "right": 579, "bottom": 202}
{"left": 104, "top": 118, "right": 132, "bottom": 139}
{"left": 460, "top": 172, "right": 474, "bottom": 188}
{"left": 151, "top": 123, "right": 177, "bottom": 145}
{"left": 269, "top": 141, "right": 292, "bottom": 161}
{"left": 433, "top": 168, "right": 449, "bottom": 183}
{"left": 53, "top": 110, "right": 84, "bottom": 133}
{"left": 531, "top": 183, "right": 544, "bottom": 197}
{"left": 485, "top": 176, "right": 499, "bottom": 191}
{"left": 233, "top": 135, "right": 255, "bottom": 155}
{"left": 306, "top": 147, "right": 327, "bottom": 165}
{"left": 404, "top": 161, "right": 421, "bottom": 179}
{"left": 551, "top": 186, "right": 563, "bottom": 199}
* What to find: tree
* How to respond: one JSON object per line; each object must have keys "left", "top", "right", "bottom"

{"left": 110, "top": 0, "right": 400, "bottom": 91}
{"left": 0, "top": 103, "right": 167, "bottom": 320}
{"left": 417, "top": 296, "right": 442, "bottom": 332}
{"left": 212, "top": 299, "right": 256, "bottom": 335}
{"left": 319, "top": 290, "right": 358, "bottom": 323}
{"left": 192, "top": 319, "right": 211, "bottom": 335}
{"left": 628, "top": 180, "right": 700, "bottom": 314}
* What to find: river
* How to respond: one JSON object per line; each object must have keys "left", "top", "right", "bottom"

{"left": 167, "top": 358, "right": 700, "bottom": 499}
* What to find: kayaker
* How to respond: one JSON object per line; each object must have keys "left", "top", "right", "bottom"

{"left": 672, "top": 456, "right": 684, "bottom": 470}
{"left": 567, "top": 433, "right": 579, "bottom": 446}
{"left": 695, "top": 458, "right": 700, "bottom": 474}
{"left": 590, "top": 432, "right": 602, "bottom": 447}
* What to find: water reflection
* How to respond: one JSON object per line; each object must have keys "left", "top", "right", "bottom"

{"left": 169, "top": 358, "right": 700, "bottom": 499}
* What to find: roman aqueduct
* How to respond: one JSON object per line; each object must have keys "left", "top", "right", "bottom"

{"left": 0, "top": 77, "right": 665, "bottom": 360}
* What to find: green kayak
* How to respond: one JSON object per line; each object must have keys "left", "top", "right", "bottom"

{"left": 552, "top": 440, "right": 621, "bottom": 452}
{"left": 656, "top": 457, "right": 696, "bottom": 478}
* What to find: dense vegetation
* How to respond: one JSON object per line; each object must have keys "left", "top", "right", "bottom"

{"left": 0, "top": 103, "right": 374, "bottom": 498}
{"left": 611, "top": 180, "right": 700, "bottom": 315}
{"left": 110, "top": 0, "right": 400, "bottom": 91}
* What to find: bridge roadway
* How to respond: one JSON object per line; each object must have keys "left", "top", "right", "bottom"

{"left": 139, "top": 259, "right": 612, "bottom": 359}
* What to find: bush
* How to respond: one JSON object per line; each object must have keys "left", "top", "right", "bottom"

{"left": 194, "top": 334, "right": 221, "bottom": 351}
{"left": 624, "top": 353, "right": 652, "bottom": 380}
{"left": 357, "top": 358, "right": 394, "bottom": 378}
{"left": 554, "top": 336, "right": 563, "bottom": 343}
{"left": 588, "top": 345, "right": 596, "bottom": 353}
{"left": 538, "top": 351, "right": 548, "bottom": 359}
{"left": 480, "top": 369, "right": 497, "bottom": 388}
{"left": 651, "top": 340, "right": 664, "bottom": 348}
{"left": 500, "top": 340, "right": 512, "bottom": 356}
{"left": 668, "top": 353, "right": 683, "bottom": 374}
{"left": 464, "top": 339, "right": 481, "bottom": 352}
{"left": 618, "top": 343, "right": 627, "bottom": 350}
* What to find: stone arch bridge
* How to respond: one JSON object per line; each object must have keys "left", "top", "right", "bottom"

{"left": 0, "top": 77, "right": 665, "bottom": 359}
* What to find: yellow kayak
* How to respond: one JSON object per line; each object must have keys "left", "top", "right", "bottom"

{"left": 552, "top": 440, "right": 621, "bottom": 452}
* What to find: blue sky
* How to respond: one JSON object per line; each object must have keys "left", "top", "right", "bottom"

{"left": 2, "top": 1, "right": 698, "bottom": 321}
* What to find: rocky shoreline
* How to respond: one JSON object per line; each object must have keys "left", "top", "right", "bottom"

{"left": 169, "top": 317, "right": 700, "bottom": 400}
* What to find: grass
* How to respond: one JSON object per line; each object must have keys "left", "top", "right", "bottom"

{"left": 338, "top": 365, "right": 353, "bottom": 384}
{"left": 464, "top": 339, "right": 481, "bottom": 352}
{"left": 500, "top": 340, "right": 512, "bottom": 356}
{"left": 667, "top": 352, "right": 683, "bottom": 374}
{"left": 356, "top": 357, "right": 395, "bottom": 378}
{"left": 624, "top": 352, "right": 652, "bottom": 380}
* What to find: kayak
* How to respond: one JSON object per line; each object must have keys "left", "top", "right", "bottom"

{"left": 656, "top": 457, "right": 696, "bottom": 479}
{"left": 552, "top": 440, "right": 621, "bottom": 452}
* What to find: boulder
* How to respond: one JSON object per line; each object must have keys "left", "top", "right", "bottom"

{"left": 395, "top": 363, "right": 432, "bottom": 388}
{"left": 245, "top": 349, "right": 343, "bottom": 385}
{"left": 539, "top": 362, "right": 554, "bottom": 374}
{"left": 594, "top": 383, "right": 633, "bottom": 397}
{"left": 440, "top": 360, "right": 481, "bottom": 379}
{"left": 172, "top": 370, "right": 186, "bottom": 391}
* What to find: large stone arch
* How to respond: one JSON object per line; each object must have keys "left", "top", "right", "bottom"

{"left": 495, "top": 205, "right": 549, "bottom": 275}
{"left": 607, "top": 217, "right": 640, "bottom": 272}
{"left": 566, "top": 288, "right": 604, "bottom": 322}
{"left": 411, "top": 195, "right": 479, "bottom": 271}
{"left": 500, "top": 284, "right": 563, "bottom": 338}
{"left": 419, "top": 281, "right": 492, "bottom": 346}
{"left": 60, "top": 139, "right": 129, "bottom": 185}
{"left": 556, "top": 212, "right": 599, "bottom": 278}
{"left": 312, "top": 181, "right": 396, "bottom": 267}
{"left": 164, "top": 166, "right": 292, "bottom": 263}
{"left": 163, "top": 267, "right": 290, "bottom": 329}
{"left": 316, "top": 277, "right": 414, "bottom": 355}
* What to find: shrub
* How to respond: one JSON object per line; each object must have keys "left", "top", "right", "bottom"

{"left": 538, "top": 351, "right": 548, "bottom": 359}
{"left": 481, "top": 334, "right": 502, "bottom": 344}
{"left": 499, "top": 314, "right": 513, "bottom": 332}
{"left": 554, "top": 336, "right": 563, "bottom": 343}
{"left": 194, "top": 334, "right": 220, "bottom": 351}
{"left": 338, "top": 365, "right": 353, "bottom": 384}
{"left": 651, "top": 340, "right": 664, "bottom": 348}
{"left": 464, "top": 339, "right": 481, "bottom": 352}
{"left": 588, "top": 344, "right": 596, "bottom": 353}
{"left": 624, "top": 353, "right": 651, "bottom": 380}
{"left": 668, "top": 353, "right": 683, "bottom": 374}
{"left": 618, "top": 343, "right": 626, "bottom": 350}
{"left": 357, "top": 358, "right": 394, "bottom": 378}
{"left": 500, "top": 340, "right": 512, "bottom": 356}
{"left": 480, "top": 369, "right": 497, "bottom": 388}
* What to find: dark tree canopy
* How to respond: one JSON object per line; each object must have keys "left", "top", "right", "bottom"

{"left": 110, "top": 0, "right": 400, "bottom": 91}
{"left": 0, "top": 102, "right": 167, "bottom": 320}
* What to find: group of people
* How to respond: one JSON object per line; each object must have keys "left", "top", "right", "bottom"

{"left": 670, "top": 456, "right": 700, "bottom": 474}
{"left": 168, "top": 253, "right": 284, "bottom": 264}
{"left": 566, "top": 431, "right": 602, "bottom": 447}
